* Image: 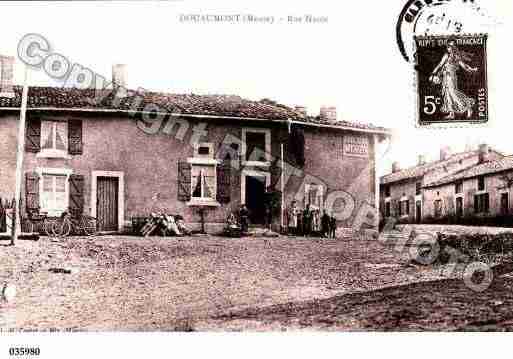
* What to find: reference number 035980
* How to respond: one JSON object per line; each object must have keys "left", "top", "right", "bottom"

{"left": 9, "top": 347, "right": 41, "bottom": 356}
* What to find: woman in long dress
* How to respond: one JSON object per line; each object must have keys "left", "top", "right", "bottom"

{"left": 430, "top": 40, "right": 478, "bottom": 120}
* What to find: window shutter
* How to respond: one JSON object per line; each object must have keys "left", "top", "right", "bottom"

{"left": 25, "top": 118, "right": 41, "bottom": 153}
{"left": 177, "top": 162, "right": 191, "bottom": 201}
{"left": 68, "top": 119, "right": 83, "bottom": 155}
{"left": 69, "top": 174, "right": 84, "bottom": 215}
{"left": 25, "top": 172, "right": 39, "bottom": 213}
{"left": 217, "top": 162, "right": 231, "bottom": 203}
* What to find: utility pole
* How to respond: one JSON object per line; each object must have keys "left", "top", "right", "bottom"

{"left": 12, "top": 66, "right": 29, "bottom": 246}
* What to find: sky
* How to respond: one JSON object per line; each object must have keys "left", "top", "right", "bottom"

{"left": 1, "top": 0, "right": 512, "bottom": 176}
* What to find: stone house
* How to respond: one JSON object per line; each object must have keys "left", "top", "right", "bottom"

{"left": 0, "top": 57, "right": 389, "bottom": 233}
{"left": 423, "top": 154, "right": 513, "bottom": 220}
{"left": 380, "top": 144, "right": 504, "bottom": 223}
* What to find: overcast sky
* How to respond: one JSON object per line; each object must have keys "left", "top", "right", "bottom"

{"left": 1, "top": 0, "right": 512, "bottom": 176}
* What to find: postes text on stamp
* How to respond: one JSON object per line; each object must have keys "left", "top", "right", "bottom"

{"left": 415, "top": 34, "right": 488, "bottom": 126}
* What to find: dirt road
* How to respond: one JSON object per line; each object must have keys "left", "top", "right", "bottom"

{"left": 0, "top": 235, "right": 499, "bottom": 331}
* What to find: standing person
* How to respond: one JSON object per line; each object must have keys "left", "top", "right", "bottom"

{"left": 239, "top": 204, "right": 249, "bottom": 235}
{"left": 321, "top": 210, "right": 330, "bottom": 238}
{"left": 288, "top": 200, "right": 299, "bottom": 236}
{"left": 430, "top": 40, "right": 479, "bottom": 120}
{"left": 329, "top": 214, "right": 337, "bottom": 239}
{"left": 303, "top": 204, "right": 312, "bottom": 237}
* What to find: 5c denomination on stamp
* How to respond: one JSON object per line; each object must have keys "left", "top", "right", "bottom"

{"left": 414, "top": 34, "right": 488, "bottom": 126}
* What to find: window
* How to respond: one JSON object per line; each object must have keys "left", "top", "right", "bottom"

{"left": 385, "top": 202, "right": 391, "bottom": 217}
{"left": 401, "top": 200, "right": 410, "bottom": 216}
{"left": 415, "top": 182, "right": 422, "bottom": 196}
{"left": 384, "top": 185, "right": 391, "bottom": 198}
{"left": 187, "top": 143, "right": 220, "bottom": 206}
{"left": 305, "top": 184, "right": 324, "bottom": 210}
{"left": 41, "top": 121, "right": 68, "bottom": 155}
{"left": 501, "top": 193, "right": 509, "bottom": 215}
{"left": 434, "top": 199, "right": 443, "bottom": 218}
{"left": 242, "top": 128, "right": 271, "bottom": 165}
{"left": 191, "top": 165, "right": 216, "bottom": 200}
{"left": 478, "top": 176, "right": 485, "bottom": 191}
{"left": 455, "top": 181, "right": 463, "bottom": 194}
{"left": 40, "top": 174, "right": 68, "bottom": 216}
{"left": 474, "top": 193, "right": 489, "bottom": 214}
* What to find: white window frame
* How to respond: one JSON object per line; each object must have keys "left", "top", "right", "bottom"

{"left": 37, "top": 120, "right": 70, "bottom": 159}
{"left": 304, "top": 183, "right": 325, "bottom": 210}
{"left": 241, "top": 169, "right": 271, "bottom": 205}
{"left": 91, "top": 171, "right": 125, "bottom": 232}
{"left": 193, "top": 142, "right": 215, "bottom": 159}
{"left": 186, "top": 155, "right": 221, "bottom": 207}
{"left": 36, "top": 167, "right": 73, "bottom": 216}
{"left": 241, "top": 127, "right": 271, "bottom": 167}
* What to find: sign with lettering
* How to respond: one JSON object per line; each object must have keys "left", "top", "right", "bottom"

{"left": 343, "top": 135, "right": 369, "bottom": 157}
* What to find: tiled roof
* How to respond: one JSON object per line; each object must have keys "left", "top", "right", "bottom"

{"left": 0, "top": 86, "right": 389, "bottom": 134}
{"left": 424, "top": 156, "right": 513, "bottom": 188}
{"left": 380, "top": 150, "right": 495, "bottom": 185}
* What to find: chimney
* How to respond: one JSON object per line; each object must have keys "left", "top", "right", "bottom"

{"left": 0, "top": 55, "right": 15, "bottom": 98}
{"left": 319, "top": 106, "right": 337, "bottom": 121}
{"left": 392, "top": 161, "right": 401, "bottom": 173}
{"left": 418, "top": 154, "right": 427, "bottom": 166}
{"left": 440, "top": 146, "right": 451, "bottom": 161}
{"left": 112, "top": 64, "right": 127, "bottom": 98}
{"left": 478, "top": 143, "right": 490, "bottom": 163}
{"left": 295, "top": 106, "right": 307, "bottom": 117}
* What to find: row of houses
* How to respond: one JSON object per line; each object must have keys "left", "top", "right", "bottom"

{"left": 380, "top": 144, "right": 513, "bottom": 224}
{"left": 0, "top": 55, "right": 390, "bottom": 234}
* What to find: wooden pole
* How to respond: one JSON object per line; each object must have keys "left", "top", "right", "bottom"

{"left": 12, "top": 66, "right": 29, "bottom": 245}
{"left": 280, "top": 143, "right": 284, "bottom": 231}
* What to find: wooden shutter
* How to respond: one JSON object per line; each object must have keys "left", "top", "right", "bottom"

{"left": 69, "top": 174, "right": 84, "bottom": 215}
{"left": 177, "top": 162, "right": 191, "bottom": 201}
{"left": 465, "top": 189, "right": 475, "bottom": 217}
{"left": 25, "top": 118, "right": 41, "bottom": 153}
{"left": 68, "top": 119, "right": 83, "bottom": 155}
{"left": 217, "top": 162, "right": 231, "bottom": 203}
{"left": 25, "top": 172, "right": 39, "bottom": 213}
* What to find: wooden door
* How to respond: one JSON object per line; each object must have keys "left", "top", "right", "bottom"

{"left": 97, "top": 177, "right": 119, "bottom": 232}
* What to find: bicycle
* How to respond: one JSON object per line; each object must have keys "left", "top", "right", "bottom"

{"left": 52, "top": 210, "right": 97, "bottom": 237}
{"left": 24, "top": 208, "right": 57, "bottom": 236}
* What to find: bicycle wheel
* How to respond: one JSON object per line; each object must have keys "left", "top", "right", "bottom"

{"left": 53, "top": 219, "right": 72, "bottom": 237}
{"left": 43, "top": 219, "right": 56, "bottom": 237}
{"left": 81, "top": 216, "right": 97, "bottom": 236}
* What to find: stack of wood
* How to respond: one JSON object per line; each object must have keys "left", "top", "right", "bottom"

{"left": 138, "top": 213, "right": 188, "bottom": 237}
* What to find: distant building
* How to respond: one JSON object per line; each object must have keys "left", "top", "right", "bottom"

{"left": 380, "top": 144, "right": 504, "bottom": 223}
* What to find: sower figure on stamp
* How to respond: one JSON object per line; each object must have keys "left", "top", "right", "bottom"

{"left": 430, "top": 40, "right": 479, "bottom": 120}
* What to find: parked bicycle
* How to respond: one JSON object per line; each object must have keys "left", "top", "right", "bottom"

{"left": 52, "top": 210, "right": 97, "bottom": 237}
{"left": 25, "top": 208, "right": 57, "bottom": 236}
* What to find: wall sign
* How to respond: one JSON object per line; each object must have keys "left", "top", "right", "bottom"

{"left": 343, "top": 135, "right": 369, "bottom": 157}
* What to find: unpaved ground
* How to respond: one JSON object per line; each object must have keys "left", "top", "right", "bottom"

{"left": 0, "top": 235, "right": 504, "bottom": 331}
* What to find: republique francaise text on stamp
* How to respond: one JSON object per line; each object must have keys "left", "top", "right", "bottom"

{"left": 414, "top": 34, "right": 488, "bottom": 126}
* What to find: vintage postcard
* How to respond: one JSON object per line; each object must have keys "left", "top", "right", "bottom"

{"left": 415, "top": 34, "right": 488, "bottom": 126}
{"left": 0, "top": 1, "right": 512, "bottom": 358}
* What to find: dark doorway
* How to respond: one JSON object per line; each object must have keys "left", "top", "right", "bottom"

{"left": 501, "top": 193, "right": 509, "bottom": 215}
{"left": 245, "top": 175, "right": 266, "bottom": 225}
{"left": 97, "top": 176, "right": 119, "bottom": 232}
{"left": 456, "top": 197, "right": 463, "bottom": 218}
{"left": 416, "top": 200, "right": 422, "bottom": 224}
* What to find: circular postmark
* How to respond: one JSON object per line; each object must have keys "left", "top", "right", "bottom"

{"left": 396, "top": 0, "right": 499, "bottom": 62}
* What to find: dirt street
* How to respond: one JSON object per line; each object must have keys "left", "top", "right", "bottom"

{"left": 0, "top": 235, "right": 504, "bottom": 331}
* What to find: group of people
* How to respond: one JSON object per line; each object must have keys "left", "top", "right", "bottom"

{"left": 287, "top": 201, "right": 336, "bottom": 238}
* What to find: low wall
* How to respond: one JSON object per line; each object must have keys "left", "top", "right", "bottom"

{"left": 396, "top": 224, "right": 513, "bottom": 236}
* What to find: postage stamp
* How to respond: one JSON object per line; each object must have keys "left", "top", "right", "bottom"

{"left": 414, "top": 34, "right": 488, "bottom": 126}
